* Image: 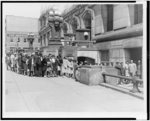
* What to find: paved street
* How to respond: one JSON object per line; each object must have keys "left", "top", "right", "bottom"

{"left": 4, "top": 70, "right": 144, "bottom": 112}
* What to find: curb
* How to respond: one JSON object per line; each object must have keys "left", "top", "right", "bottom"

{"left": 99, "top": 83, "right": 144, "bottom": 100}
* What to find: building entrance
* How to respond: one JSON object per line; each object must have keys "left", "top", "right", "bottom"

{"left": 77, "top": 56, "right": 95, "bottom": 65}
{"left": 125, "top": 47, "right": 142, "bottom": 64}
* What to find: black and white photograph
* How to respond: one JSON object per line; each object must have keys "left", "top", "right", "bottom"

{"left": 1, "top": 0, "right": 148, "bottom": 119}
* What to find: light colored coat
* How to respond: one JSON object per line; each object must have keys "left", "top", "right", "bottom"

{"left": 129, "top": 63, "right": 137, "bottom": 76}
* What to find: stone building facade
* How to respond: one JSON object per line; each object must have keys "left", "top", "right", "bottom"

{"left": 5, "top": 15, "right": 40, "bottom": 53}
{"left": 39, "top": 9, "right": 64, "bottom": 56}
{"left": 62, "top": 4, "right": 143, "bottom": 65}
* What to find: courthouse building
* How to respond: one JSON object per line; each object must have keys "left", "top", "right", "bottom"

{"left": 5, "top": 15, "right": 40, "bottom": 52}
{"left": 61, "top": 4, "right": 143, "bottom": 65}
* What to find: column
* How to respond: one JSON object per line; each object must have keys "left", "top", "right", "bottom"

{"left": 47, "top": 32, "right": 49, "bottom": 46}
{"left": 79, "top": 16, "right": 85, "bottom": 29}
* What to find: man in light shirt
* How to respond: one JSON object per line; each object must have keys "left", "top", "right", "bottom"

{"left": 128, "top": 60, "right": 137, "bottom": 77}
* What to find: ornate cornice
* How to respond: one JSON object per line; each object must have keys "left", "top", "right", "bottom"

{"left": 63, "top": 5, "right": 88, "bottom": 21}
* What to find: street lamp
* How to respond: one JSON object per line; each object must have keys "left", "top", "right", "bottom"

{"left": 27, "top": 33, "right": 34, "bottom": 50}
{"left": 84, "top": 31, "right": 89, "bottom": 40}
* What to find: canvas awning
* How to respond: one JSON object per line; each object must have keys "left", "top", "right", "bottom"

{"left": 77, "top": 50, "right": 100, "bottom": 63}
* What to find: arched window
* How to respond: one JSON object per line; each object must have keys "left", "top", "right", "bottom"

{"left": 71, "top": 18, "right": 78, "bottom": 33}
{"left": 62, "top": 23, "right": 68, "bottom": 34}
{"left": 10, "top": 38, "right": 13, "bottom": 42}
{"left": 83, "top": 11, "right": 92, "bottom": 29}
{"left": 18, "top": 37, "right": 20, "bottom": 42}
{"left": 24, "top": 38, "right": 26, "bottom": 42}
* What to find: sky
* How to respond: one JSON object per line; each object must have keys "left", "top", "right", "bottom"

{"left": 3, "top": 3, "right": 73, "bottom": 18}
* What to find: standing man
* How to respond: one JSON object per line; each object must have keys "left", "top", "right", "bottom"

{"left": 41, "top": 55, "right": 47, "bottom": 77}
{"left": 28, "top": 54, "right": 35, "bottom": 76}
{"left": 73, "top": 60, "right": 78, "bottom": 80}
{"left": 137, "top": 60, "right": 142, "bottom": 79}
{"left": 115, "top": 62, "right": 124, "bottom": 84}
{"left": 128, "top": 60, "right": 137, "bottom": 77}
{"left": 18, "top": 53, "right": 22, "bottom": 74}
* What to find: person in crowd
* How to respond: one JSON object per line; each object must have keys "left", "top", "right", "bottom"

{"left": 41, "top": 55, "right": 47, "bottom": 77}
{"left": 124, "top": 61, "right": 130, "bottom": 77}
{"left": 79, "top": 61, "right": 83, "bottom": 66}
{"left": 34, "top": 52, "right": 42, "bottom": 77}
{"left": 73, "top": 60, "right": 78, "bottom": 80}
{"left": 26, "top": 55, "right": 30, "bottom": 76}
{"left": 14, "top": 53, "right": 18, "bottom": 73}
{"left": 115, "top": 62, "right": 125, "bottom": 84}
{"left": 128, "top": 60, "right": 137, "bottom": 77}
{"left": 124, "top": 61, "right": 130, "bottom": 84}
{"left": 70, "top": 59, "right": 74, "bottom": 78}
{"left": 40, "top": 54, "right": 43, "bottom": 76}
{"left": 21, "top": 53, "right": 27, "bottom": 75}
{"left": 137, "top": 60, "right": 142, "bottom": 79}
{"left": 46, "top": 55, "right": 52, "bottom": 77}
{"left": 18, "top": 53, "right": 22, "bottom": 74}
{"left": 28, "top": 53, "right": 35, "bottom": 77}
{"left": 51, "top": 55, "right": 57, "bottom": 77}
{"left": 10, "top": 53, "right": 15, "bottom": 72}
{"left": 56, "top": 56, "right": 61, "bottom": 76}
{"left": 67, "top": 59, "right": 71, "bottom": 77}
{"left": 6, "top": 53, "right": 11, "bottom": 70}
{"left": 66, "top": 57, "right": 70, "bottom": 77}
{"left": 62, "top": 57, "right": 66, "bottom": 77}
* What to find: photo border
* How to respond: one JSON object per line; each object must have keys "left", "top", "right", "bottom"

{"left": 1, "top": 0, "right": 148, "bottom": 120}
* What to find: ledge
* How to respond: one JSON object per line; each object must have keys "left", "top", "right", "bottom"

{"left": 93, "top": 24, "right": 143, "bottom": 43}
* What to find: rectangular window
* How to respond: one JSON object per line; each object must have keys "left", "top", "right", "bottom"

{"left": 44, "top": 35, "right": 46, "bottom": 46}
{"left": 38, "top": 38, "right": 40, "bottom": 43}
{"left": 24, "top": 38, "right": 26, "bottom": 42}
{"left": 18, "top": 37, "right": 20, "bottom": 42}
{"left": 10, "top": 38, "right": 13, "bottom": 42}
{"left": 107, "top": 5, "right": 113, "bottom": 31}
{"left": 101, "top": 50, "right": 109, "bottom": 61}
{"left": 134, "top": 4, "right": 143, "bottom": 24}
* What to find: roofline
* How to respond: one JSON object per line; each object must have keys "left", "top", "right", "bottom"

{"left": 6, "top": 15, "right": 39, "bottom": 20}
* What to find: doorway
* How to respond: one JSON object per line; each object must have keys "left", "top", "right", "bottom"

{"left": 77, "top": 56, "right": 95, "bottom": 65}
{"left": 125, "top": 47, "right": 142, "bottom": 64}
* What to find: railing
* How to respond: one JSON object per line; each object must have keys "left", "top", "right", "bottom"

{"left": 102, "top": 72, "right": 143, "bottom": 93}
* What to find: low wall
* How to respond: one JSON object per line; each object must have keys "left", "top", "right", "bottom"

{"left": 76, "top": 65, "right": 104, "bottom": 85}
{"left": 103, "top": 66, "right": 119, "bottom": 85}
{"left": 76, "top": 65, "right": 119, "bottom": 86}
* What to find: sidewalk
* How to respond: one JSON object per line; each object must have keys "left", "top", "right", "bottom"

{"left": 5, "top": 71, "right": 29, "bottom": 112}
{"left": 4, "top": 70, "right": 144, "bottom": 112}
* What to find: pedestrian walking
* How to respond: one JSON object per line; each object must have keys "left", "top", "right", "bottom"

{"left": 128, "top": 60, "right": 137, "bottom": 77}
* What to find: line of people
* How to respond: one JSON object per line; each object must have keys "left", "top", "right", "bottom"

{"left": 5, "top": 52, "right": 78, "bottom": 78}
{"left": 115, "top": 60, "right": 142, "bottom": 84}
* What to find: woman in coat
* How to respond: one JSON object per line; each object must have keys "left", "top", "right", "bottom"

{"left": 41, "top": 56, "right": 47, "bottom": 77}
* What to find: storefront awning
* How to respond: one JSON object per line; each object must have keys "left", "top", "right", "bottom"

{"left": 77, "top": 50, "right": 99, "bottom": 63}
